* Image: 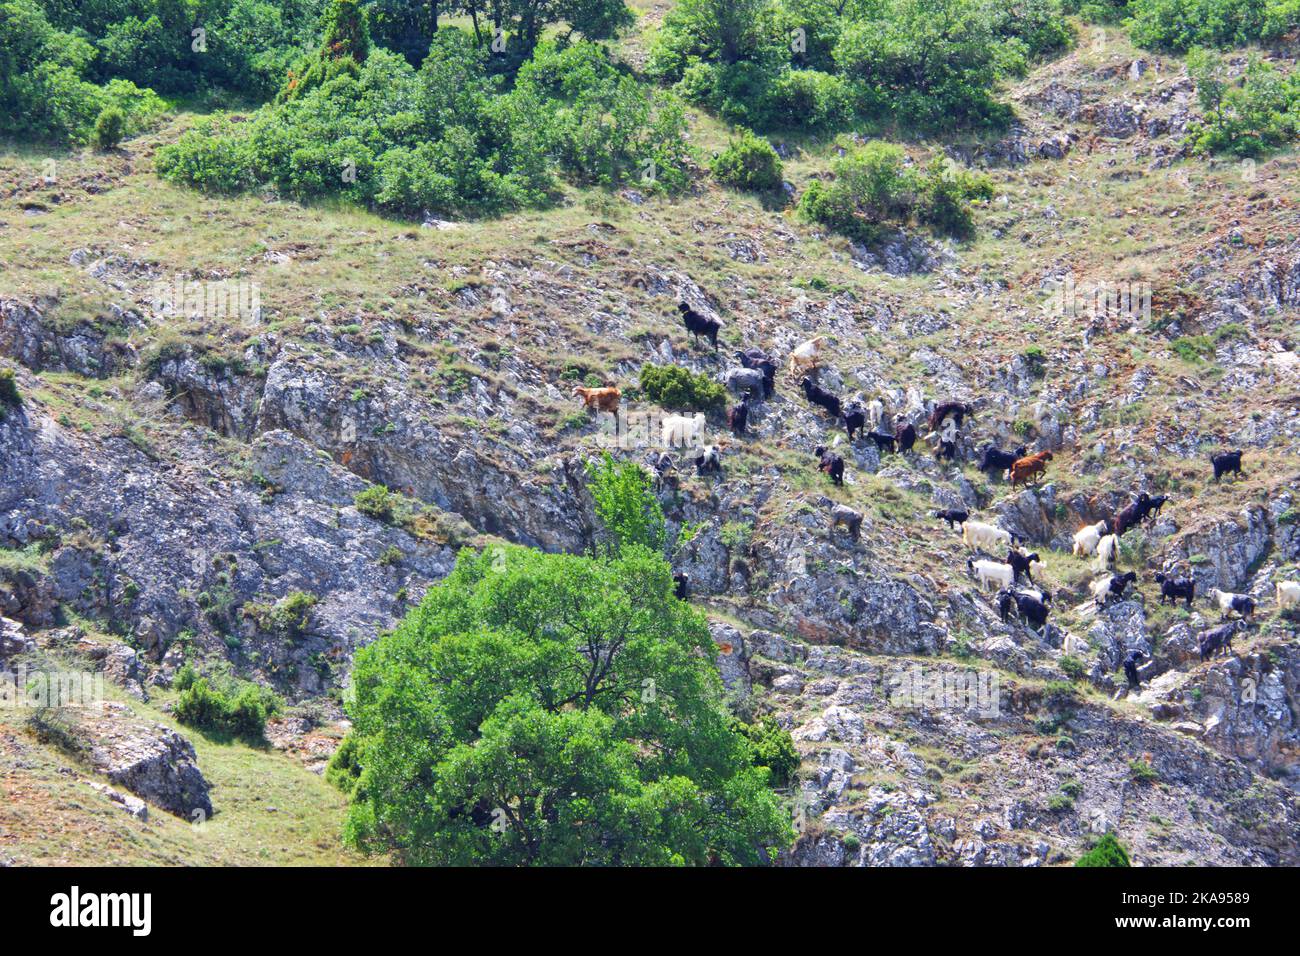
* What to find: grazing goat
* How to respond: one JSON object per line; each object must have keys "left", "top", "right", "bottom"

{"left": 1094, "top": 533, "right": 1119, "bottom": 571}
{"left": 1154, "top": 572, "right": 1194, "bottom": 608}
{"left": 927, "top": 401, "right": 973, "bottom": 433}
{"left": 1072, "top": 520, "right": 1109, "bottom": 557}
{"left": 722, "top": 366, "right": 765, "bottom": 398}
{"left": 1198, "top": 620, "right": 1242, "bottom": 662}
{"left": 1211, "top": 449, "right": 1243, "bottom": 482}
{"left": 727, "top": 401, "right": 749, "bottom": 437}
{"left": 968, "top": 557, "right": 1015, "bottom": 591}
{"left": 735, "top": 348, "right": 776, "bottom": 397}
{"left": 788, "top": 336, "right": 827, "bottom": 380}
{"left": 830, "top": 504, "right": 863, "bottom": 541}
{"left": 977, "top": 444, "right": 1027, "bottom": 478}
{"left": 842, "top": 404, "right": 866, "bottom": 441}
{"left": 814, "top": 446, "right": 844, "bottom": 486}
{"left": 933, "top": 508, "right": 969, "bottom": 531}
{"left": 895, "top": 422, "right": 917, "bottom": 453}
{"left": 801, "top": 376, "right": 842, "bottom": 418}
{"left": 1009, "top": 450, "right": 1053, "bottom": 487}
{"left": 1092, "top": 571, "right": 1137, "bottom": 607}
{"left": 1277, "top": 580, "right": 1300, "bottom": 611}
{"left": 1112, "top": 493, "right": 1151, "bottom": 538}
{"left": 678, "top": 301, "right": 720, "bottom": 350}
{"left": 962, "top": 520, "right": 1012, "bottom": 551}
{"left": 1209, "top": 588, "right": 1255, "bottom": 620}
{"left": 866, "top": 430, "right": 896, "bottom": 454}
{"left": 1013, "top": 590, "right": 1051, "bottom": 631}
{"left": 571, "top": 385, "right": 621, "bottom": 413}
{"left": 662, "top": 413, "right": 706, "bottom": 448}
{"left": 673, "top": 572, "right": 689, "bottom": 600}
{"left": 694, "top": 444, "right": 723, "bottom": 475}
{"left": 1004, "top": 548, "right": 1040, "bottom": 585}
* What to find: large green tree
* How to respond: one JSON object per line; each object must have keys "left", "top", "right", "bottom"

{"left": 341, "top": 543, "right": 792, "bottom": 865}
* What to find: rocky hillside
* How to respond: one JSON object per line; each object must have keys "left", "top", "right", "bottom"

{"left": 2, "top": 24, "right": 1299, "bottom": 866}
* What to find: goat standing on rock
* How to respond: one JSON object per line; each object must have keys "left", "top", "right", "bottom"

{"left": 678, "top": 301, "right": 720, "bottom": 350}
{"left": 830, "top": 504, "right": 863, "bottom": 541}
{"left": 801, "top": 377, "right": 842, "bottom": 419}
{"left": 814, "top": 446, "right": 844, "bottom": 486}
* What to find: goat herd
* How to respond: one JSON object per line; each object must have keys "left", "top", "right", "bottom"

{"left": 570, "top": 301, "right": 1297, "bottom": 694}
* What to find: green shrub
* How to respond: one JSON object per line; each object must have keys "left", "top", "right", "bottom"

{"left": 1184, "top": 48, "right": 1300, "bottom": 158}
{"left": 0, "top": 367, "right": 21, "bottom": 414}
{"left": 1075, "top": 832, "right": 1131, "bottom": 867}
{"left": 91, "top": 105, "right": 126, "bottom": 148}
{"left": 639, "top": 364, "right": 728, "bottom": 412}
{"left": 174, "top": 674, "right": 281, "bottom": 742}
{"left": 1129, "top": 758, "right": 1159, "bottom": 783}
{"left": 1059, "top": 655, "right": 1086, "bottom": 680}
{"left": 1127, "top": 0, "right": 1298, "bottom": 52}
{"left": 325, "top": 732, "right": 365, "bottom": 795}
{"left": 712, "top": 129, "right": 784, "bottom": 193}
{"left": 354, "top": 485, "right": 395, "bottom": 522}
{"left": 734, "top": 716, "right": 800, "bottom": 787}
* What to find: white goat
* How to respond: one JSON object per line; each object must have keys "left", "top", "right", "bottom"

{"left": 1090, "top": 576, "right": 1116, "bottom": 607}
{"left": 787, "top": 336, "right": 827, "bottom": 380}
{"left": 968, "top": 558, "right": 1014, "bottom": 591}
{"left": 661, "top": 413, "right": 705, "bottom": 448}
{"left": 962, "top": 520, "right": 1012, "bottom": 551}
{"left": 1072, "top": 520, "right": 1108, "bottom": 557}
{"left": 1094, "top": 533, "right": 1119, "bottom": 572}
{"left": 866, "top": 398, "right": 884, "bottom": 431}
{"left": 1277, "top": 581, "right": 1300, "bottom": 611}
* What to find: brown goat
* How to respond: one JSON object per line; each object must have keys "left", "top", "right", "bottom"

{"left": 571, "top": 385, "right": 621, "bottom": 413}
{"left": 1009, "top": 450, "right": 1053, "bottom": 487}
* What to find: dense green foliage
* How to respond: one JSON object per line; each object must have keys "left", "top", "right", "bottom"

{"left": 1066, "top": 0, "right": 1298, "bottom": 51}
{"left": 174, "top": 665, "right": 283, "bottom": 742}
{"left": 649, "top": 0, "right": 1072, "bottom": 133}
{"left": 0, "top": 367, "right": 21, "bottom": 414}
{"left": 733, "top": 715, "right": 800, "bottom": 787}
{"left": 712, "top": 128, "right": 785, "bottom": 192}
{"left": 157, "top": 32, "right": 690, "bottom": 217}
{"left": 639, "top": 364, "right": 729, "bottom": 412}
{"left": 799, "top": 141, "right": 994, "bottom": 241}
{"left": 1185, "top": 47, "right": 1300, "bottom": 156}
{"left": 341, "top": 544, "right": 793, "bottom": 865}
{"left": 1074, "top": 832, "right": 1132, "bottom": 866}
{"left": 585, "top": 453, "right": 667, "bottom": 554}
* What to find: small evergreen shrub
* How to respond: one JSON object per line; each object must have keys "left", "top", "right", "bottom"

{"left": 712, "top": 129, "right": 784, "bottom": 193}
{"left": 92, "top": 106, "right": 126, "bottom": 149}
{"left": 1075, "top": 832, "right": 1131, "bottom": 867}
{"left": 354, "top": 485, "right": 395, "bottom": 522}
{"left": 639, "top": 364, "right": 728, "bottom": 413}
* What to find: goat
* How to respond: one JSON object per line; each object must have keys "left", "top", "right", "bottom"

{"left": 895, "top": 422, "right": 917, "bottom": 453}
{"left": 830, "top": 504, "right": 863, "bottom": 541}
{"left": 1198, "top": 620, "right": 1243, "bottom": 662}
{"left": 842, "top": 404, "right": 866, "bottom": 441}
{"left": 1211, "top": 449, "right": 1243, "bottom": 482}
{"left": 1277, "top": 580, "right": 1300, "bottom": 611}
{"left": 968, "top": 557, "right": 1015, "bottom": 591}
{"left": 1153, "top": 572, "right": 1194, "bottom": 608}
{"left": 571, "top": 385, "right": 620, "bottom": 413}
{"left": 722, "top": 366, "right": 765, "bottom": 398}
{"left": 933, "top": 508, "right": 969, "bottom": 531}
{"left": 927, "top": 401, "right": 973, "bottom": 433}
{"left": 1091, "top": 571, "right": 1137, "bottom": 607}
{"left": 866, "top": 398, "right": 884, "bottom": 432}
{"left": 1012, "top": 590, "right": 1051, "bottom": 630}
{"left": 1094, "top": 533, "right": 1119, "bottom": 571}
{"left": 673, "top": 572, "right": 689, "bottom": 600}
{"left": 661, "top": 413, "right": 705, "bottom": 448}
{"left": 801, "top": 376, "right": 842, "bottom": 419}
{"left": 1072, "top": 520, "right": 1109, "bottom": 557}
{"left": 1004, "top": 548, "right": 1040, "bottom": 585}
{"left": 694, "top": 444, "right": 723, "bottom": 476}
{"left": 1123, "top": 649, "right": 1147, "bottom": 690}
{"left": 788, "top": 336, "right": 827, "bottom": 380}
{"left": 1112, "top": 493, "right": 1151, "bottom": 538}
{"left": 1140, "top": 494, "right": 1169, "bottom": 522}
{"left": 678, "top": 301, "right": 720, "bottom": 350}
{"left": 995, "top": 588, "right": 1016, "bottom": 622}
{"left": 962, "top": 520, "right": 1012, "bottom": 551}
{"left": 1208, "top": 588, "right": 1255, "bottom": 620}
{"left": 735, "top": 348, "right": 776, "bottom": 397}
{"left": 977, "top": 444, "right": 1027, "bottom": 478}
{"left": 814, "top": 446, "right": 844, "bottom": 486}
{"left": 727, "top": 401, "right": 749, "bottom": 437}
{"left": 1009, "top": 450, "right": 1053, "bottom": 487}
{"left": 866, "top": 430, "right": 896, "bottom": 454}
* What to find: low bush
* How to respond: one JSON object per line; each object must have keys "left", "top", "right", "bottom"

{"left": 1075, "top": 832, "right": 1131, "bottom": 866}
{"left": 639, "top": 364, "right": 729, "bottom": 413}
{"left": 174, "top": 673, "right": 282, "bottom": 742}
{"left": 712, "top": 129, "right": 784, "bottom": 192}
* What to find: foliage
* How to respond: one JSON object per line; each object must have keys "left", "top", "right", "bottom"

{"left": 585, "top": 452, "right": 667, "bottom": 554}
{"left": 341, "top": 545, "right": 793, "bottom": 865}
{"left": 325, "top": 731, "right": 365, "bottom": 794}
{"left": 92, "top": 105, "right": 126, "bottom": 148}
{"left": 1127, "top": 0, "right": 1299, "bottom": 52}
{"left": 0, "top": 367, "right": 21, "bottom": 414}
{"left": 1075, "top": 832, "right": 1132, "bottom": 866}
{"left": 639, "top": 363, "right": 729, "bottom": 412}
{"left": 355, "top": 484, "right": 395, "bottom": 522}
{"left": 712, "top": 128, "right": 784, "bottom": 192}
{"left": 174, "top": 673, "right": 283, "bottom": 743}
{"left": 1185, "top": 48, "right": 1300, "bottom": 158}
{"left": 733, "top": 716, "right": 799, "bottom": 786}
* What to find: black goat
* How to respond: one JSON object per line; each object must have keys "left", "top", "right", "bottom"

{"left": 866, "top": 430, "right": 896, "bottom": 454}
{"left": 977, "top": 444, "right": 1026, "bottom": 477}
{"left": 673, "top": 572, "right": 689, "bottom": 600}
{"left": 1153, "top": 572, "right": 1194, "bottom": 608}
{"left": 1013, "top": 590, "right": 1051, "bottom": 630}
{"left": 843, "top": 404, "right": 866, "bottom": 441}
{"left": 1108, "top": 570, "right": 1138, "bottom": 601}
{"left": 694, "top": 444, "right": 722, "bottom": 475}
{"left": 1112, "top": 493, "right": 1151, "bottom": 538}
{"left": 895, "top": 423, "right": 917, "bottom": 453}
{"left": 1004, "top": 548, "right": 1040, "bottom": 585}
{"left": 1140, "top": 494, "right": 1169, "bottom": 521}
{"left": 678, "top": 301, "right": 720, "bottom": 350}
{"left": 1211, "top": 449, "right": 1243, "bottom": 482}
{"left": 933, "top": 508, "right": 969, "bottom": 531}
{"left": 995, "top": 588, "right": 1016, "bottom": 623}
{"left": 814, "top": 446, "right": 844, "bottom": 486}
{"left": 727, "top": 401, "right": 749, "bottom": 437}
{"left": 1198, "top": 620, "right": 1242, "bottom": 662}
{"left": 801, "top": 377, "right": 842, "bottom": 419}
{"left": 735, "top": 348, "right": 776, "bottom": 398}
